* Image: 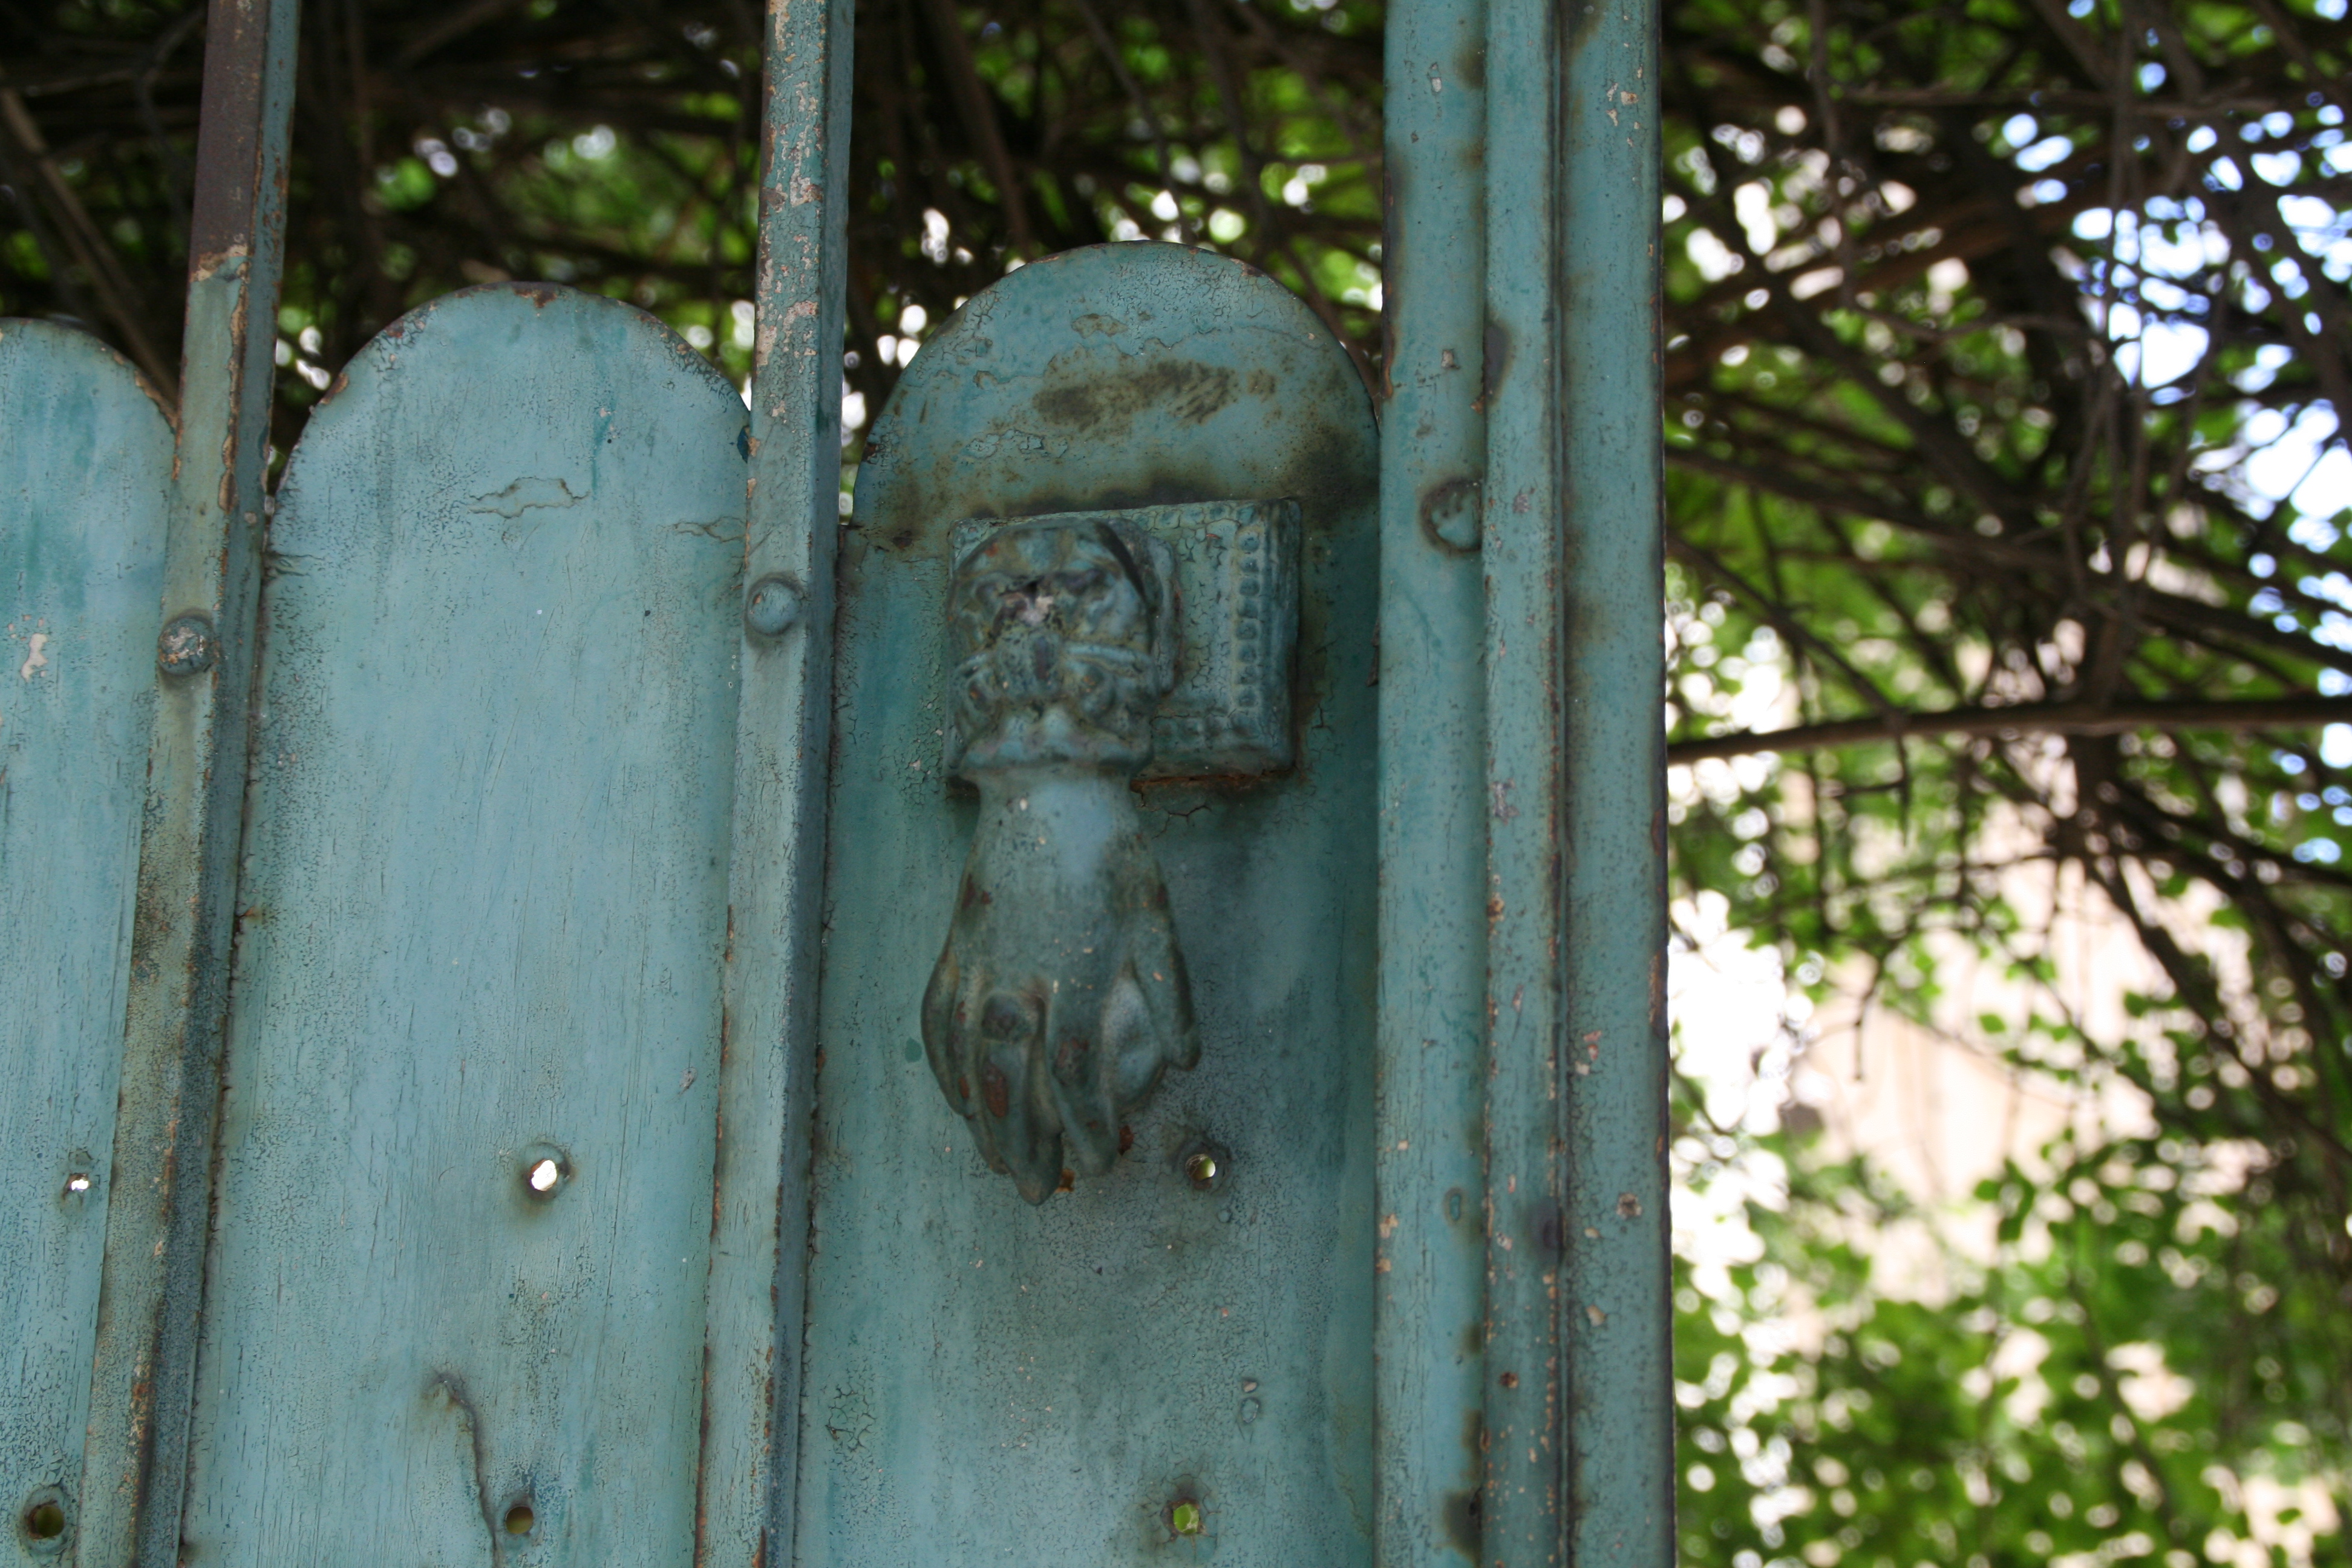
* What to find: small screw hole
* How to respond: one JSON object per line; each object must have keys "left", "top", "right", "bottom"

{"left": 520, "top": 1145, "right": 570, "bottom": 1199}
{"left": 23, "top": 1499, "right": 65, "bottom": 1540}
{"left": 64, "top": 1174, "right": 91, "bottom": 1195}
{"left": 503, "top": 1502, "right": 535, "bottom": 1535}
{"left": 1184, "top": 1152, "right": 1218, "bottom": 1187}
{"left": 1168, "top": 1497, "right": 1205, "bottom": 1537}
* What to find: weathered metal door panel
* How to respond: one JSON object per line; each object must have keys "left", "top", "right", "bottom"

{"left": 796, "top": 243, "right": 1379, "bottom": 1565}
{"left": 176, "top": 285, "right": 747, "bottom": 1564}
{"left": 0, "top": 0, "right": 1673, "bottom": 1553}
{"left": 0, "top": 321, "right": 170, "bottom": 1550}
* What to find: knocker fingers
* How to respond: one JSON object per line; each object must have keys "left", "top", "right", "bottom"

{"left": 1127, "top": 907, "right": 1201, "bottom": 1076}
{"left": 1045, "top": 1001, "right": 1123, "bottom": 1178}
{"left": 951, "top": 984, "right": 1063, "bottom": 1202}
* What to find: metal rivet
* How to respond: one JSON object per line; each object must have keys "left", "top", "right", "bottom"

{"left": 743, "top": 573, "right": 805, "bottom": 638}
{"left": 157, "top": 613, "right": 218, "bottom": 676}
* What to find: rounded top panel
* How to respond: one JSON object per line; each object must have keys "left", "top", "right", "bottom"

{"left": 855, "top": 243, "right": 1376, "bottom": 550}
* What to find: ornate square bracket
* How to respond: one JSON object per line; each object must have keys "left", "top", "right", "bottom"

{"left": 949, "top": 497, "right": 1300, "bottom": 780}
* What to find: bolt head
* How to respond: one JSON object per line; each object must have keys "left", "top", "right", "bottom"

{"left": 157, "top": 614, "right": 218, "bottom": 676}
{"left": 744, "top": 574, "right": 805, "bottom": 638}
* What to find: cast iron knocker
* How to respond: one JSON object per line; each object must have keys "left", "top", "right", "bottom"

{"left": 920, "top": 511, "right": 1201, "bottom": 1203}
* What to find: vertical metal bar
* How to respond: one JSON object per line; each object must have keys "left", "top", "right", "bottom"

{"left": 1374, "top": 0, "right": 1490, "bottom": 1561}
{"left": 694, "top": 0, "right": 852, "bottom": 1560}
{"left": 76, "top": 2, "right": 300, "bottom": 1564}
{"left": 1552, "top": 0, "right": 1672, "bottom": 1558}
{"left": 1479, "top": 0, "right": 1571, "bottom": 1546}
{"left": 1480, "top": 0, "right": 1669, "bottom": 1560}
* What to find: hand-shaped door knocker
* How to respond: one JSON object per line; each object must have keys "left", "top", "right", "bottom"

{"left": 921, "top": 513, "right": 1200, "bottom": 1203}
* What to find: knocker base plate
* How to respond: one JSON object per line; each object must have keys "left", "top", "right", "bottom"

{"left": 951, "top": 497, "right": 1300, "bottom": 779}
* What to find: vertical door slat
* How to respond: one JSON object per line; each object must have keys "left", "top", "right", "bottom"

{"left": 177, "top": 286, "right": 746, "bottom": 1566}
{"left": 0, "top": 322, "right": 170, "bottom": 1555}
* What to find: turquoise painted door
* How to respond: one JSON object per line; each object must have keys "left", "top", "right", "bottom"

{"left": 0, "top": 0, "right": 1673, "bottom": 1557}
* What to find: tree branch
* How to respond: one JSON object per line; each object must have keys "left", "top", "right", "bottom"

{"left": 1669, "top": 693, "right": 2352, "bottom": 763}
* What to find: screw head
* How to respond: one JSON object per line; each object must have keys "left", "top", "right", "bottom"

{"left": 744, "top": 574, "right": 805, "bottom": 638}
{"left": 1177, "top": 1138, "right": 1229, "bottom": 1192}
{"left": 157, "top": 613, "right": 218, "bottom": 676}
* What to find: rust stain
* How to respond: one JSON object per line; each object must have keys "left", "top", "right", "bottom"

{"left": 425, "top": 1371, "right": 508, "bottom": 1564}
{"left": 186, "top": 0, "right": 269, "bottom": 264}
{"left": 1030, "top": 359, "right": 1238, "bottom": 432}
{"left": 215, "top": 286, "right": 249, "bottom": 515}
